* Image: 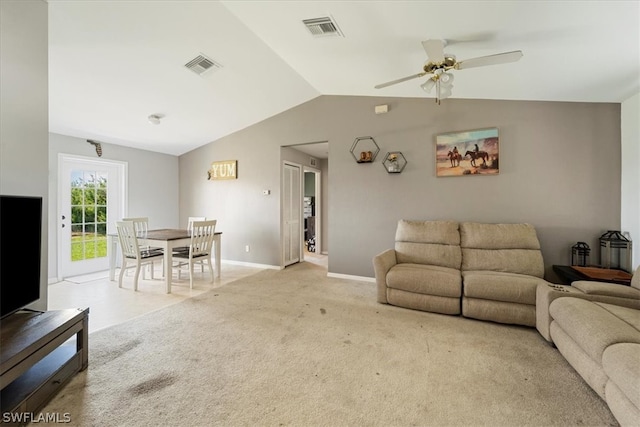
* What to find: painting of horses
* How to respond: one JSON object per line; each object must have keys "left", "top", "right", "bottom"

{"left": 435, "top": 127, "right": 499, "bottom": 177}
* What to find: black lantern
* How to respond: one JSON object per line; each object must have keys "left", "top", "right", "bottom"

{"left": 571, "top": 242, "right": 590, "bottom": 267}
{"left": 599, "top": 230, "right": 632, "bottom": 272}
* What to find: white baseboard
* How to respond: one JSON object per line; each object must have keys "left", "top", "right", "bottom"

{"left": 221, "top": 259, "right": 281, "bottom": 270}
{"left": 327, "top": 272, "right": 375, "bottom": 283}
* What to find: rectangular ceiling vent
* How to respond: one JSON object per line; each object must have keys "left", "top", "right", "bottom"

{"left": 302, "top": 17, "right": 343, "bottom": 37}
{"left": 185, "top": 54, "right": 222, "bottom": 76}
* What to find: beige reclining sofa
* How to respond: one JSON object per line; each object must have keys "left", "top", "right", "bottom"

{"left": 537, "top": 274, "right": 640, "bottom": 426}
{"left": 374, "top": 219, "right": 550, "bottom": 326}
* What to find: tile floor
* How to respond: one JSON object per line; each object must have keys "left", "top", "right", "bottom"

{"left": 48, "top": 255, "right": 328, "bottom": 334}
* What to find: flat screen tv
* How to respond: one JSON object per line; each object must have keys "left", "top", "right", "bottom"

{"left": 0, "top": 195, "right": 43, "bottom": 319}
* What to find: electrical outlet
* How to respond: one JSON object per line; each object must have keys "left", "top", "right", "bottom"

{"left": 245, "top": 245, "right": 250, "bottom": 252}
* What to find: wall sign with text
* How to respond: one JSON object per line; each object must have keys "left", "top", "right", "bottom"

{"left": 208, "top": 160, "right": 237, "bottom": 180}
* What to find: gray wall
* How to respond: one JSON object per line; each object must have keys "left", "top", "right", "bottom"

{"left": 48, "top": 133, "right": 179, "bottom": 280}
{"left": 179, "top": 95, "right": 622, "bottom": 280}
{"left": 1, "top": 0, "right": 49, "bottom": 311}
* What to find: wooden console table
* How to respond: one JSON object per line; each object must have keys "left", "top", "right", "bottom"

{"left": 1, "top": 308, "right": 89, "bottom": 421}
{"left": 552, "top": 265, "right": 632, "bottom": 286}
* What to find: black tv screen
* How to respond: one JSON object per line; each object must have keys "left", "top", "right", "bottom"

{"left": 0, "top": 195, "right": 43, "bottom": 318}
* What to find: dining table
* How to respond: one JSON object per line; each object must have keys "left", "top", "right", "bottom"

{"left": 108, "top": 228, "right": 222, "bottom": 293}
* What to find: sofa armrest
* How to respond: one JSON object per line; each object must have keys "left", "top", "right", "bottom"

{"left": 373, "top": 249, "right": 397, "bottom": 304}
{"left": 536, "top": 283, "right": 587, "bottom": 342}
{"left": 572, "top": 280, "right": 640, "bottom": 300}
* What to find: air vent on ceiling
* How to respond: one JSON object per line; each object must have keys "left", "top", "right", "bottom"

{"left": 302, "top": 16, "right": 343, "bottom": 37}
{"left": 185, "top": 54, "right": 222, "bottom": 76}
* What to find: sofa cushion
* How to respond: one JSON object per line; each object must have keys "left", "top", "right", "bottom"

{"left": 462, "top": 297, "right": 535, "bottom": 326}
{"left": 394, "top": 220, "right": 461, "bottom": 269}
{"left": 387, "top": 264, "right": 461, "bottom": 298}
{"left": 549, "top": 298, "right": 640, "bottom": 363}
{"left": 387, "top": 289, "right": 461, "bottom": 315}
{"left": 602, "top": 343, "right": 640, "bottom": 410}
{"left": 595, "top": 302, "right": 640, "bottom": 330}
{"left": 459, "top": 222, "right": 543, "bottom": 277}
{"left": 395, "top": 242, "right": 462, "bottom": 270}
{"left": 461, "top": 248, "right": 544, "bottom": 278}
{"left": 549, "top": 321, "right": 610, "bottom": 399}
{"left": 573, "top": 281, "right": 640, "bottom": 300}
{"left": 459, "top": 222, "right": 541, "bottom": 250}
{"left": 463, "top": 271, "right": 545, "bottom": 305}
{"left": 605, "top": 380, "right": 640, "bottom": 427}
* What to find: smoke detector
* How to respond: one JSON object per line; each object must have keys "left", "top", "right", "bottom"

{"left": 148, "top": 114, "right": 162, "bottom": 125}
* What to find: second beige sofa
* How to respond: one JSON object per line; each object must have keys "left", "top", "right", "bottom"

{"left": 374, "top": 219, "right": 550, "bottom": 326}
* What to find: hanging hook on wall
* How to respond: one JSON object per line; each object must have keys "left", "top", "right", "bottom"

{"left": 87, "top": 139, "right": 103, "bottom": 157}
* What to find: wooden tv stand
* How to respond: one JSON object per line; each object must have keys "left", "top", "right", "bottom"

{"left": 1, "top": 308, "right": 89, "bottom": 422}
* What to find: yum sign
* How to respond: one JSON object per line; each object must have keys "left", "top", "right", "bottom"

{"left": 208, "top": 160, "right": 237, "bottom": 180}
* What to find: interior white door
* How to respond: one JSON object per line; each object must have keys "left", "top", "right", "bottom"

{"left": 59, "top": 156, "right": 125, "bottom": 278}
{"left": 283, "top": 162, "right": 301, "bottom": 266}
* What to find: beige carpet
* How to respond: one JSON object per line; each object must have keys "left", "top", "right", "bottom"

{"left": 40, "top": 262, "right": 617, "bottom": 426}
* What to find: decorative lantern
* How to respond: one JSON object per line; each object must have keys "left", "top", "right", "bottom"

{"left": 599, "top": 230, "right": 632, "bottom": 272}
{"left": 571, "top": 242, "right": 590, "bottom": 267}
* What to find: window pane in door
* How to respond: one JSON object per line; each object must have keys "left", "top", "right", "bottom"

{"left": 70, "top": 169, "right": 109, "bottom": 262}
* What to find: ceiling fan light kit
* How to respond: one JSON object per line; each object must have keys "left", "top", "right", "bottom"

{"left": 375, "top": 39, "right": 523, "bottom": 105}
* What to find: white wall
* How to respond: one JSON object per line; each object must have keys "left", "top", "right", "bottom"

{"left": 48, "top": 133, "right": 179, "bottom": 280}
{"left": 0, "top": 0, "right": 49, "bottom": 311}
{"left": 621, "top": 92, "right": 640, "bottom": 272}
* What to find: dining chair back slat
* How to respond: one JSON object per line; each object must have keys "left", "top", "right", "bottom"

{"left": 122, "top": 217, "right": 150, "bottom": 247}
{"left": 187, "top": 216, "right": 206, "bottom": 233}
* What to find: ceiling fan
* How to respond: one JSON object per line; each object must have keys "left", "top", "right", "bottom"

{"left": 374, "top": 39, "right": 523, "bottom": 104}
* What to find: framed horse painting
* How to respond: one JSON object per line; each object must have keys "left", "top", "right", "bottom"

{"left": 435, "top": 127, "right": 499, "bottom": 177}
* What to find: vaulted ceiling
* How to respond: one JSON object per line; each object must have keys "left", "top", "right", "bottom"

{"left": 47, "top": 1, "right": 640, "bottom": 156}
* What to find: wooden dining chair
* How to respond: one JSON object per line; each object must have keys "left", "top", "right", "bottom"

{"left": 123, "top": 216, "right": 163, "bottom": 278}
{"left": 116, "top": 221, "right": 164, "bottom": 291}
{"left": 172, "top": 219, "right": 217, "bottom": 288}
{"left": 173, "top": 216, "right": 207, "bottom": 270}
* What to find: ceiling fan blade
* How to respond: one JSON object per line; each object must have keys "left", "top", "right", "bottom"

{"left": 422, "top": 39, "right": 445, "bottom": 63}
{"left": 374, "top": 72, "right": 426, "bottom": 89}
{"left": 457, "top": 50, "right": 523, "bottom": 70}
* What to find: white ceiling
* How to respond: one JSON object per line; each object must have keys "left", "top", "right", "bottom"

{"left": 47, "top": 1, "right": 640, "bottom": 157}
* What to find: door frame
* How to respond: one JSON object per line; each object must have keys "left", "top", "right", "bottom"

{"left": 302, "top": 166, "right": 321, "bottom": 260}
{"left": 57, "top": 154, "right": 128, "bottom": 281}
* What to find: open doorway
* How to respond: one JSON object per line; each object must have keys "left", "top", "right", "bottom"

{"left": 303, "top": 167, "right": 325, "bottom": 268}
{"left": 280, "top": 141, "right": 328, "bottom": 269}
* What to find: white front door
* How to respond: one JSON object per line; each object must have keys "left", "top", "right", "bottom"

{"left": 282, "top": 162, "right": 301, "bottom": 266}
{"left": 59, "top": 155, "right": 126, "bottom": 278}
